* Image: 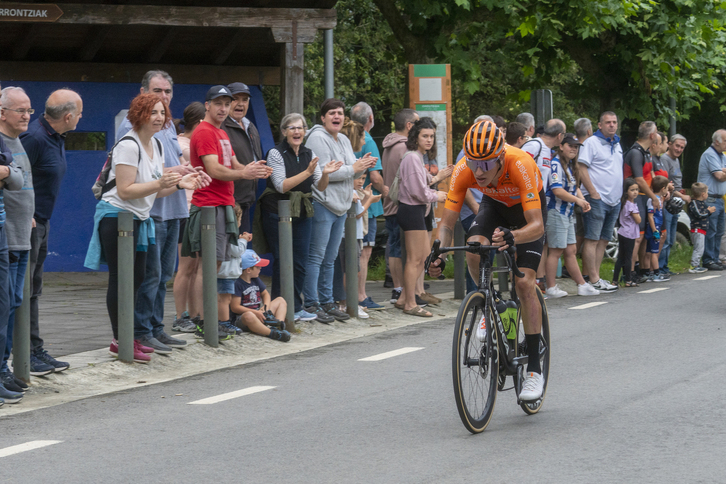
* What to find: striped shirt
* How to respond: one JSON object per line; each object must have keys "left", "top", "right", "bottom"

{"left": 546, "top": 156, "right": 577, "bottom": 217}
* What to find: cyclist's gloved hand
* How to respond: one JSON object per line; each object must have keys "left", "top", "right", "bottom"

{"left": 426, "top": 254, "right": 446, "bottom": 279}
{"left": 495, "top": 226, "right": 515, "bottom": 252}
{"left": 653, "top": 230, "right": 660, "bottom": 240}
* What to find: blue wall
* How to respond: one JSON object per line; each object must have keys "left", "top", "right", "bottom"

{"left": 8, "top": 81, "right": 275, "bottom": 272}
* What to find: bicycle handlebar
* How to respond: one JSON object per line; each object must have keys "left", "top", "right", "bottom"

{"left": 425, "top": 239, "right": 525, "bottom": 279}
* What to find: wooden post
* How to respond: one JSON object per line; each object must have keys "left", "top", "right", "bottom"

{"left": 280, "top": 40, "right": 304, "bottom": 116}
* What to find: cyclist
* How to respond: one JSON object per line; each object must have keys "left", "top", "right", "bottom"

{"left": 428, "top": 120, "right": 547, "bottom": 401}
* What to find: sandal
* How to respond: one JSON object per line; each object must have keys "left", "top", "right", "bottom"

{"left": 403, "top": 306, "right": 432, "bottom": 317}
{"left": 625, "top": 281, "right": 639, "bottom": 287}
{"left": 394, "top": 301, "right": 405, "bottom": 310}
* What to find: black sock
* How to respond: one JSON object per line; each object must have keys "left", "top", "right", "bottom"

{"left": 526, "top": 333, "right": 541, "bottom": 374}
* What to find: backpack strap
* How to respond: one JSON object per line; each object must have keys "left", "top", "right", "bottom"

{"left": 100, "top": 135, "right": 142, "bottom": 196}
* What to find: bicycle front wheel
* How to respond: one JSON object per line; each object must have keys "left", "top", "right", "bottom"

{"left": 452, "top": 291, "right": 499, "bottom": 434}
{"left": 519, "top": 286, "right": 550, "bottom": 415}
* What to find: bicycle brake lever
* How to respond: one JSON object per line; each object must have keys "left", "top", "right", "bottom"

{"left": 505, "top": 247, "right": 525, "bottom": 278}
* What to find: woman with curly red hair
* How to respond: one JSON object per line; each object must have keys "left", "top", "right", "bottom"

{"left": 84, "top": 93, "right": 201, "bottom": 363}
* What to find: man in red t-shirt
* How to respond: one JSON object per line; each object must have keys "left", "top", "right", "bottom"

{"left": 184, "top": 85, "right": 272, "bottom": 338}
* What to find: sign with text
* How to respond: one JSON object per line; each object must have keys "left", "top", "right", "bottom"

{"left": 0, "top": 3, "right": 63, "bottom": 22}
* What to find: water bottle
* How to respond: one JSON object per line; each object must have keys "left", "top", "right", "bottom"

{"left": 496, "top": 298, "right": 518, "bottom": 344}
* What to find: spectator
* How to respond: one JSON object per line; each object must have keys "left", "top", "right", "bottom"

{"left": 117, "top": 70, "right": 202, "bottom": 354}
{"left": 395, "top": 117, "right": 447, "bottom": 317}
{"left": 650, "top": 132, "right": 670, "bottom": 179}
{"left": 543, "top": 134, "right": 598, "bottom": 298}
{"left": 172, "top": 101, "right": 206, "bottom": 333}
{"left": 85, "top": 93, "right": 200, "bottom": 363}
{"left": 302, "top": 98, "right": 377, "bottom": 322}
{"left": 222, "top": 82, "right": 263, "bottom": 235}
{"left": 574, "top": 118, "right": 593, "bottom": 142}
{"left": 182, "top": 85, "right": 272, "bottom": 339}
{"left": 622, "top": 120, "right": 659, "bottom": 282}
{"left": 515, "top": 113, "right": 535, "bottom": 139}
{"left": 229, "top": 250, "right": 291, "bottom": 341}
{"left": 505, "top": 122, "right": 526, "bottom": 148}
{"left": 350, "top": 102, "right": 387, "bottom": 309}
{"left": 0, "top": 87, "right": 39, "bottom": 378}
{"left": 522, "top": 118, "right": 565, "bottom": 193}
{"left": 687, "top": 182, "right": 714, "bottom": 273}
{"left": 578, "top": 111, "right": 623, "bottom": 293}
{"left": 643, "top": 175, "right": 670, "bottom": 281}
{"left": 696, "top": 129, "right": 726, "bottom": 271}
{"left": 257, "top": 113, "right": 341, "bottom": 322}
{"left": 659, "top": 134, "right": 689, "bottom": 273}
{"left": 0, "top": 84, "right": 27, "bottom": 400}
{"left": 612, "top": 178, "right": 642, "bottom": 287}
{"left": 18, "top": 89, "right": 82, "bottom": 375}
{"left": 382, "top": 108, "right": 418, "bottom": 304}
{"left": 491, "top": 115, "right": 506, "bottom": 133}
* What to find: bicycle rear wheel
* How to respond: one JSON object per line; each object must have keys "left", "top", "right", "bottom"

{"left": 519, "top": 286, "right": 550, "bottom": 415}
{"left": 452, "top": 291, "right": 499, "bottom": 433}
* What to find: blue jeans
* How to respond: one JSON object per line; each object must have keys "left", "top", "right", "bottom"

{"left": 460, "top": 214, "right": 478, "bottom": 294}
{"left": 582, "top": 197, "right": 621, "bottom": 241}
{"left": 3, "top": 250, "right": 28, "bottom": 371}
{"left": 303, "top": 201, "right": 346, "bottom": 306}
{"left": 0, "top": 227, "right": 11, "bottom": 372}
{"left": 262, "top": 209, "right": 312, "bottom": 313}
{"left": 703, "top": 196, "right": 725, "bottom": 265}
{"left": 658, "top": 209, "right": 678, "bottom": 270}
{"left": 134, "top": 218, "right": 179, "bottom": 339}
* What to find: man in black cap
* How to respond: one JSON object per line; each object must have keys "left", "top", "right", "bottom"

{"left": 222, "top": 82, "right": 263, "bottom": 235}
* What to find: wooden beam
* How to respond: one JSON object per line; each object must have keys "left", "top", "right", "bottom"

{"left": 12, "top": 23, "right": 39, "bottom": 60}
{"left": 280, "top": 42, "right": 304, "bottom": 116}
{"left": 0, "top": 61, "right": 281, "bottom": 85}
{"left": 214, "top": 29, "right": 245, "bottom": 66}
{"left": 44, "top": 4, "right": 337, "bottom": 31}
{"left": 146, "top": 27, "right": 175, "bottom": 63}
{"left": 271, "top": 26, "right": 319, "bottom": 44}
{"left": 78, "top": 25, "right": 110, "bottom": 62}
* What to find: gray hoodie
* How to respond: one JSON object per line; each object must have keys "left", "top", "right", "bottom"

{"left": 305, "top": 124, "right": 358, "bottom": 216}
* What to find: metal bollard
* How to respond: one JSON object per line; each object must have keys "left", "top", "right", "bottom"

{"left": 453, "top": 220, "right": 466, "bottom": 299}
{"left": 201, "top": 207, "right": 219, "bottom": 347}
{"left": 117, "top": 211, "right": 134, "bottom": 363}
{"left": 12, "top": 263, "right": 30, "bottom": 381}
{"left": 278, "top": 201, "right": 295, "bottom": 331}
{"left": 345, "top": 205, "right": 358, "bottom": 318}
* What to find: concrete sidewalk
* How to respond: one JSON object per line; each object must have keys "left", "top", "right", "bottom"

{"left": 38, "top": 272, "right": 457, "bottom": 357}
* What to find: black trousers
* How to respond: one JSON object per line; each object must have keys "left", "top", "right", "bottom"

{"left": 613, "top": 234, "right": 635, "bottom": 283}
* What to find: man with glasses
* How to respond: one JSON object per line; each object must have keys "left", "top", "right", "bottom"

{"left": 428, "top": 120, "right": 547, "bottom": 401}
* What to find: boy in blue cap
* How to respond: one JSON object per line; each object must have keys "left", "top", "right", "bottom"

{"left": 230, "top": 250, "right": 291, "bottom": 342}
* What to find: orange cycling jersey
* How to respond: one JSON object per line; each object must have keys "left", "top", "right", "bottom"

{"left": 445, "top": 145, "right": 544, "bottom": 212}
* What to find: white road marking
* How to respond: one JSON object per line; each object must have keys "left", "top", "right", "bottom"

{"left": 359, "top": 347, "right": 424, "bottom": 361}
{"left": 187, "top": 386, "right": 275, "bottom": 405}
{"left": 638, "top": 287, "right": 670, "bottom": 294}
{"left": 694, "top": 275, "right": 721, "bottom": 281}
{"left": 0, "top": 440, "right": 62, "bottom": 458}
{"left": 568, "top": 302, "right": 608, "bottom": 310}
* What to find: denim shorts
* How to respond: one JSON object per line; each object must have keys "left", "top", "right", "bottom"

{"left": 582, "top": 197, "right": 621, "bottom": 241}
{"left": 217, "top": 278, "right": 235, "bottom": 295}
{"left": 546, "top": 210, "right": 576, "bottom": 249}
{"left": 385, "top": 214, "right": 402, "bottom": 258}
{"left": 362, "top": 215, "right": 377, "bottom": 247}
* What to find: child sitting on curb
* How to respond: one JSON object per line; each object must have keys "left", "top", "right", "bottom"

{"left": 230, "top": 250, "right": 291, "bottom": 342}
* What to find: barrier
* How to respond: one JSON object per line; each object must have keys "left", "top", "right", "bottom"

{"left": 201, "top": 207, "right": 219, "bottom": 347}
{"left": 117, "top": 211, "right": 134, "bottom": 362}
{"left": 277, "top": 200, "right": 295, "bottom": 331}
{"left": 12, "top": 264, "right": 30, "bottom": 381}
{"left": 344, "top": 205, "right": 358, "bottom": 318}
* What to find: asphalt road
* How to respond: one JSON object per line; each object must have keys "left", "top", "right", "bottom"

{"left": 2, "top": 273, "right": 725, "bottom": 483}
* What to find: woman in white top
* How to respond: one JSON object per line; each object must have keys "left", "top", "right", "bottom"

{"left": 94, "top": 93, "right": 200, "bottom": 362}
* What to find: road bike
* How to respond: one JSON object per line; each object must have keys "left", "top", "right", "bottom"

{"left": 426, "top": 240, "right": 550, "bottom": 434}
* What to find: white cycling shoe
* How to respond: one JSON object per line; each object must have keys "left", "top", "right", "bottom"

{"left": 519, "top": 371, "right": 544, "bottom": 401}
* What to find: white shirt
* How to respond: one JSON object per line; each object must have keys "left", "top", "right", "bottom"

{"left": 102, "top": 130, "right": 164, "bottom": 220}
{"left": 522, "top": 137, "right": 553, "bottom": 192}
{"left": 578, "top": 135, "right": 623, "bottom": 206}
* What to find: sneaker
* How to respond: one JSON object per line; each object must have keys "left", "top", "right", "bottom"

{"left": 644, "top": 272, "right": 656, "bottom": 282}
{"left": 219, "top": 320, "right": 243, "bottom": 336}
{"left": 294, "top": 309, "right": 317, "bottom": 321}
{"left": 390, "top": 289, "right": 402, "bottom": 304}
{"left": 136, "top": 336, "right": 172, "bottom": 355}
{"left": 193, "top": 323, "right": 234, "bottom": 341}
{"left": 475, "top": 314, "right": 487, "bottom": 342}
{"left": 9, "top": 373, "right": 27, "bottom": 391}
{"left": 544, "top": 285, "right": 568, "bottom": 298}
{"left": 29, "top": 354, "right": 54, "bottom": 376}
{"left": 33, "top": 349, "right": 70, "bottom": 372}
{"left": 519, "top": 371, "right": 545, "bottom": 401}
{"left": 636, "top": 273, "right": 650, "bottom": 284}
{"left": 322, "top": 302, "right": 350, "bottom": 321}
{"left": 689, "top": 266, "right": 708, "bottom": 274}
{"left": 582, "top": 274, "right": 590, "bottom": 283}
{"left": 268, "top": 328, "right": 291, "bottom": 342}
{"left": 0, "top": 370, "right": 24, "bottom": 393}
{"left": 172, "top": 315, "right": 197, "bottom": 333}
{"left": 704, "top": 262, "right": 724, "bottom": 271}
{"left": 414, "top": 294, "right": 428, "bottom": 307}
{"left": 652, "top": 273, "right": 669, "bottom": 282}
{"left": 134, "top": 340, "right": 155, "bottom": 354}
{"left": 0, "top": 383, "right": 23, "bottom": 404}
{"left": 305, "top": 304, "right": 335, "bottom": 324}
{"left": 577, "top": 283, "right": 600, "bottom": 296}
{"left": 359, "top": 297, "right": 385, "bottom": 310}
{"left": 109, "top": 339, "right": 152, "bottom": 364}
{"left": 155, "top": 330, "right": 187, "bottom": 348}
{"left": 419, "top": 292, "right": 441, "bottom": 305}
{"left": 592, "top": 279, "right": 617, "bottom": 293}
{"left": 357, "top": 306, "right": 369, "bottom": 319}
